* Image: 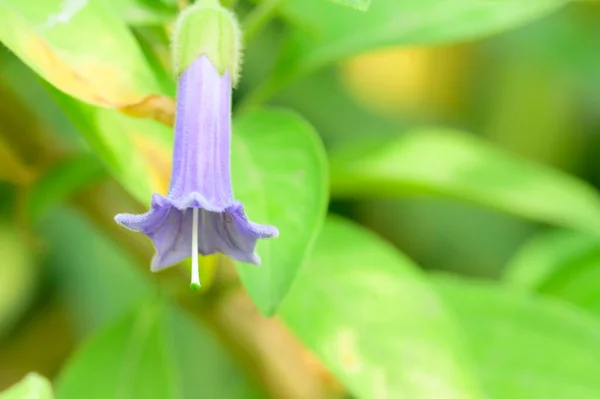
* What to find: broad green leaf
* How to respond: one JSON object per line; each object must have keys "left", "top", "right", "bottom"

{"left": 232, "top": 108, "right": 328, "bottom": 315}
{"left": 280, "top": 216, "right": 485, "bottom": 399}
{"left": 56, "top": 301, "right": 266, "bottom": 399}
{"left": 331, "top": 0, "right": 371, "bottom": 11}
{"left": 26, "top": 154, "right": 106, "bottom": 222}
{"left": 435, "top": 275, "right": 600, "bottom": 399}
{"left": 0, "top": 373, "right": 54, "bottom": 399}
{"left": 256, "top": 0, "right": 572, "bottom": 97}
{"left": 329, "top": 130, "right": 600, "bottom": 236}
{"left": 0, "top": 0, "right": 162, "bottom": 107}
{"left": 503, "top": 229, "right": 600, "bottom": 315}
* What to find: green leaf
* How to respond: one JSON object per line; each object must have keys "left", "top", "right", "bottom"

{"left": 331, "top": 0, "right": 371, "bottom": 11}
{"left": 330, "top": 130, "right": 600, "bottom": 236}
{"left": 280, "top": 216, "right": 485, "bottom": 399}
{"left": 39, "top": 209, "right": 153, "bottom": 335}
{"left": 232, "top": 108, "right": 328, "bottom": 315}
{"left": 26, "top": 154, "right": 106, "bottom": 222}
{"left": 435, "top": 275, "right": 600, "bottom": 399}
{"left": 503, "top": 229, "right": 600, "bottom": 315}
{"left": 0, "top": 0, "right": 162, "bottom": 107}
{"left": 503, "top": 229, "right": 600, "bottom": 290}
{"left": 258, "top": 0, "right": 571, "bottom": 96}
{"left": 110, "top": 0, "right": 177, "bottom": 25}
{"left": 0, "top": 373, "right": 54, "bottom": 399}
{"left": 56, "top": 301, "right": 266, "bottom": 399}
{"left": 50, "top": 88, "right": 172, "bottom": 205}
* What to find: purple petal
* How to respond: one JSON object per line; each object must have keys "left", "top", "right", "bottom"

{"left": 114, "top": 55, "right": 278, "bottom": 272}
{"left": 168, "top": 55, "right": 234, "bottom": 208}
{"left": 116, "top": 196, "right": 278, "bottom": 271}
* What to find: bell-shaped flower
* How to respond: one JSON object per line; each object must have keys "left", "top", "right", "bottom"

{"left": 115, "top": 1, "right": 277, "bottom": 288}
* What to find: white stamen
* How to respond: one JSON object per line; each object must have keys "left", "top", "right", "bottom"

{"left": 190, "top": 208, "right": 200, "bottom": 290}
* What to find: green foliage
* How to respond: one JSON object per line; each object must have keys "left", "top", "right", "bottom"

{"left": 56, "top": 301, "right": 266, "bottom": 399}
{"left": 2, "top": 0, "right": 600, "bottom": 398}
{"left": 436, "top": 275, "right": 600, "bottom": 398}
{"left": 281, "top": 217, "right": 485, "bottom": 399}
{"left": 331, "top": 0, "right": 371, "bottom": 11}
{"left": 329, "top": 130, "right": 600, "bottom": 235}
{"left": 233, "top": 109, "right": 328, "bottom": 315}
{"left": 0, "top": 374, "right": 54, "bottom": 399}
{"left": 0, "top": 0, "right": 161, "bottom": 107}
{"left": 263, "top": 0, "right": 574, "bottom": 91}
{"left": 26, "top": 154, "right": 106, "bottom": 222}
{"left": 39, "top": 209, "right": 153, "bottom": 335}
{"left": 50, "top": 91, "right": 173, "bottom": 205}
{"left": 504, "top": 229, "right": 600, "bottom": 315}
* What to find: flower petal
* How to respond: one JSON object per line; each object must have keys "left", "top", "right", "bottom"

{"left": 115, "top": 195, "right": 278, "bottom": 271}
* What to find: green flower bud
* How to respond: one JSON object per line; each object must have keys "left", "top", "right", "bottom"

{"left": 172, "top": 0, "right": 242, "bottom": 84}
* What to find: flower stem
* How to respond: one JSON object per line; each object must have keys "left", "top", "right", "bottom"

{"left": 243, "top": 0, "right": 283, "bottom": 43}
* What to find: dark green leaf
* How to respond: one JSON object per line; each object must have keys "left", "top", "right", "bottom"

{"left": 56, "top": 301, "right": 266, "bottom": 399}
{"left": 280, "top": 216, "right": 485, "bottom": 399}
{"left": 330, "top": 130, "right": 600, "bottom": 236}
{"left": 40, "top": 209, "right": 153, "bottom": 335}
{"left": 232, "top": 108, "right": 328, "bottom": 315}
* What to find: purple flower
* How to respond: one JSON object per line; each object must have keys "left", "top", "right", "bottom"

{"left": 115, "top": 55, "right": 278, "bottom": 287}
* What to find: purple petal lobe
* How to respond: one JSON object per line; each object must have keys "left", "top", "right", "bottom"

{"left": 116, "top": 196, "right": 278, "bottom": 271}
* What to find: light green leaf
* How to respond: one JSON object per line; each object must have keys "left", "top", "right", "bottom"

{"left": 232, "top": 108, "right": 328, "bottom": 315}
{"left": 56, "top": 301, "right": 266, "bottom": 399}
{"left": 330, "top": 130, "right": 600, "bottom": 236}
{"left": 110, "top": 0, "right": 177, "bottom": 25}
{"left": 331, "top": 0, "right": 371, "bottom": 11}
{"left": 280, "top": 216, "right": 485, "bottom": 399}
{"left": 50, "top": 88, "right": 172, "bottom": 205}
{"left": 0, "top": 373, "right": 54, "bottom": 399}
{"left": 435, "top": 275, "right": 600, "bottom": 399}
{"left": 0, "top": 0, "right": 162, "bottom": 107}
{"left": 503, "top": 229, "right": 600, "bottom": 290}
{"left": 503, "top": 229, "right": 600, "bottom": 315}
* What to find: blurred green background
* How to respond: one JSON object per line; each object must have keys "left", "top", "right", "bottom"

{"left": 3, "top": 1, "right": 600, "bottom": 398}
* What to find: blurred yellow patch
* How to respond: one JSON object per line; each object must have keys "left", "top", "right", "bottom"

{"left": 341, "top": 45, "right": 469, "bottom": 118}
